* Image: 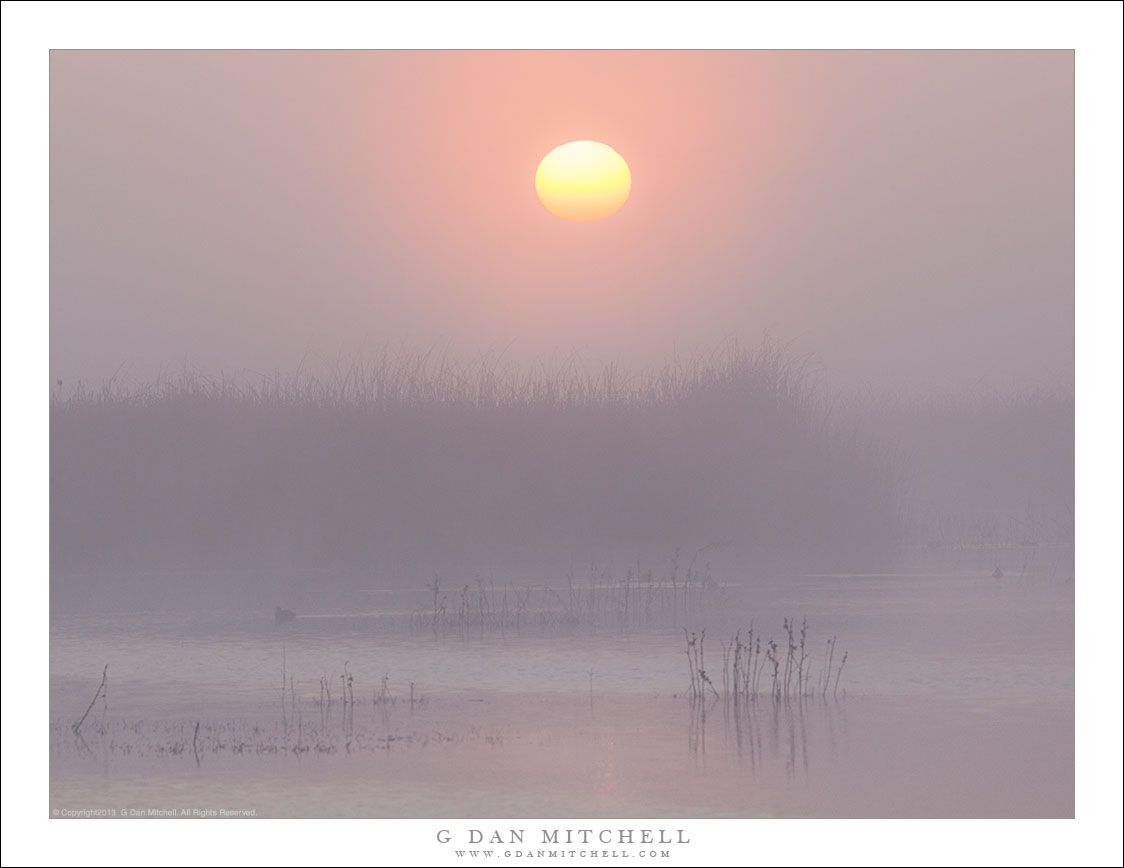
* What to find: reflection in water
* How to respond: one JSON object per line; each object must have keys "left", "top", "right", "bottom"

{"left": 49, "top": 571, "right": 1073, "bottom": 818}
{"left": 49, "top": 686, "right": 1071, "bottom": 818}
{"left": 689, "top": 695, "right": 842, "bottom": 786}
{"left": 682, "top": 620, "right": 852, "bottom": 786}
{"left": 50, "top": 679, "right": 1072, "bottom": 819}
{"left": 687, "top": 698, "right": 707, "bottom": 760}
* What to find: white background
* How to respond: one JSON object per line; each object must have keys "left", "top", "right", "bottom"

{"left": 3, "top": 3, "right": 1121, "bottom": 866}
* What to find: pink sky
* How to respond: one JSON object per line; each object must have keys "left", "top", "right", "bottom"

{"left": 50, "top": 50, "right": 1073, "bottom": 389}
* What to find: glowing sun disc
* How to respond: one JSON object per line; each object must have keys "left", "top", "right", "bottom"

{"left": 535, "top": 140, "right": 631, "bottom": 222}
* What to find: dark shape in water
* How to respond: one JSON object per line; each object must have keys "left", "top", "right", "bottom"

{"left": 275, "top": 606, "right": 296, "bottom": 623}
{"left": 992, "top": 567, "right": 1004, "bottom": 579}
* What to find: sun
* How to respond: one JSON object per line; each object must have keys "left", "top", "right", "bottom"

{"left": 535, "top": 141, "right": 631, "bottom": 222}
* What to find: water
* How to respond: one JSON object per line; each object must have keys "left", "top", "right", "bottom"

{"left": 49, "top": 566, "right": 1073, "bottom": 819}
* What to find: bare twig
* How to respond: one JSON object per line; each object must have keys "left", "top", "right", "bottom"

{"left": 73, "top": 665, "right": 108, "bottom": 735}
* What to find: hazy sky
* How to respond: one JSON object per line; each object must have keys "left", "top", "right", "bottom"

{"left": 50, "top": 50, "right": 1073, "bottom": 390}
{"left": 13, "top": 11, "right": 1122, "bottom": 864}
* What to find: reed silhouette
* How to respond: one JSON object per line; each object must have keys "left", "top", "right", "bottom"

{"left": 51, "top": 344, "right": 906, "bottom": 594}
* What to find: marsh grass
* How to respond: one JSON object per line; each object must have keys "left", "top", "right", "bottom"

{"left": 682, "top": 620, "right": 849, "bottom": 780}
{"left": 685, "top": 621, "right": 848, "bottom": 704}
{"left": 57, "top": 656, "right": 439, "bottom": 764}
{"left": 50, "top": 343, "right": 905, "bottom": 585}
{"left": 53, "top": 714, "right": 451, "bottom": 761}
{"left": 413, "top": 561, "right": 729, "bottom": 637}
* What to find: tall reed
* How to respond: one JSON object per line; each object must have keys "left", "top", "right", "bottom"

{"left": 689, "top": 620, "right": 848, "bottom": 704}
{"left": 51, "top": 343, "right": 905, "bottom": 582}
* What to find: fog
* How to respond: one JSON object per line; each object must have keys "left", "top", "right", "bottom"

{"left": 47, "top": 50, "right": 1075, "bottom": 601}
{"left": 50, "top": 51, "right": 1073, "bottom": 391}
{"left": 45, "top": 49, "right": 1077, "bottom": 830}
{"left": 49, "top": 348, "right": 1072, "bottom": 611}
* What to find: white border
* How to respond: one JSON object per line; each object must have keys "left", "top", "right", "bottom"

{"left": 4, "top": 3, "right": 1121, "bottom": 866}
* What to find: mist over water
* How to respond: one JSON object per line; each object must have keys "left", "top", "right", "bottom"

{"left": 50, "top": 347, "right": 1072, "bottom": 599}
{"left": 41, "top": 46, "right": 1078, "bottom": 831}
{"left": 50, "top": 569, "right": 1073, "bottom": 819}
{"left": 49, "top": 346, "right": 1074, "bottom": 819}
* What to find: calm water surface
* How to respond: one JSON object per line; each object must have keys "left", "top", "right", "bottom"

{"left": 50, "top": 567, "right": 1074, "bottom": 818}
